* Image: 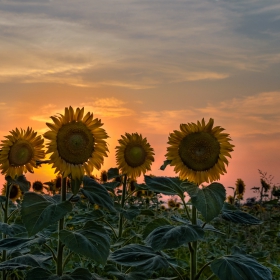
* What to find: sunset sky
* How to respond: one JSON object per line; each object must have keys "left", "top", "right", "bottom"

{"left": 1, "top": 0, "right": 280, "bottom": 199}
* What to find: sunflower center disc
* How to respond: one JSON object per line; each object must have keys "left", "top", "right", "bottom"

{"left": 179, "top": 132, "right": 220, "bottom": 171}
{"left": 9, "top": 184, "right": 20, "bottom": 200}
{"left": 57, "top": 121, "right": 94, "bottom": 164}
{"left": 8, "top": 140, "right": 34, "bottom": 166}
{"left": 124, "top": 144, "right": 147, "bottom": 167}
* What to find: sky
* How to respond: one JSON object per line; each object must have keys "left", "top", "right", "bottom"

{"left": 0, "top": 0, "right": 280, "bottom": 200}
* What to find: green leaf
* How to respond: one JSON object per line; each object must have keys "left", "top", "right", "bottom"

{"left": 21, "top": 192, "right": 73, "bottom": 236}
{"left": 107, "top": 168, "right": 120, "bottom": 180}
{"left": 59, "top": 221, "right": 110, "bottom": 265}
{"left": 0, "top": 236, "right": 46, "bottom": 251}
{"left": 109, "top": 244, "right": 169, "bottom": 271}
{"left": 222, "top": 202, "right": 238, "bottom": 211}
{"left": 0, "top": 196, "right": 6, "bottom": 203}
{"left": 140, "top": 209, "right": 155, "bottom": 216}
{"left": 142, "top": 218, "right": 171, "bottom": 239}
{"left": 160, "top": 160, "right": 172, "bottom": 171}
{"left": 183, "top": 182, "right": 226, "bottom": 222}
{"left": 171, "top": 215, "right": 225, "bottom": 235}
{"left": 0, "top": 254, "right": 52, "bottom": 271}
{"left": 71, "top": 178, "right": 82, "bottom": 195}
{"left": 81, "top": 176, "right": 116, "bottom": 212}
{"left": 6, "top": 175, "right": 31, "bottom": 192}
{"left": 222, "top": 210, "right": 262, "bottom": 225}
{"left": 144, "top": 176, "right": 185, "bottom": 197}
{"left": 26, "top": 268, "right": 57, "bottom": 280}
{"left": 68, "top": 268, "right": 94, "bottom": 280}
{"left": 145, "top": 224, "right": 204, "bottom": 251}
{"left": 0, "top": 222, "right": 27, "bottom": 237}
{"left": 210, "top": 253, "right": 272, "bottom": 280}
{"left": 122, "top": 206, "right": 141, "bottom": 220}
{"left": 103, "top": 181, "right": 121, "bottom": 190}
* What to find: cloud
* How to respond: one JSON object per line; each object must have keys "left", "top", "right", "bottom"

{"left": 137, "top": 91, "right": 280, "bottom": 137}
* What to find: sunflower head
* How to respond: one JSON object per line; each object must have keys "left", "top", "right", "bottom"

{"left": 0, "top": 127, "right": 45, "bottom": 179}
{"left": 260, "top": 179, "right": 271, "bottom": 192}
{"left": 160, "top": 205, "right": 166, "bottom": 211}
{"left": 235, "top": 179, "right": 246, "bottom": 196}
{"left": 44, "top": 106, "right": 109, "bottom": 180}
{"left": 2, "top": 183, "right": 22, "bottom": 202}
{"left": 175, "top": 202, "right": 181, "bottom": 209}
{"left": 116, "top": 133, "right": 155, "bottom": 180}
{"left": 100, "top": 170, "right": 108, "bottom": 183}
{"left": 166, "top": 118, "right": 234, "bottom": 185}
{"left": 167, "top": 199, "right": 176, "bottom": 208}
{"left": 32, "top": 180, "right": 44, "bottom": 192}
{"left": 227, "top": 195, "right": 234, "bottom": 205}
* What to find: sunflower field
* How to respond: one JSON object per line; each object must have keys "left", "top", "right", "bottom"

{"left": 0, "top": 107, "right": 279, "bottom": 280}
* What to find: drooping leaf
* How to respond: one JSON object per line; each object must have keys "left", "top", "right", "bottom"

{"left": 210, "top": 253, "right": 272, "bottom": 280}
{"left": 159, "top": 160, "right": 172, "bottom": 171}
{"left": 183, "top": 182, "right": 226, "bottom": 222}
{"left": 59, "top": 221, "right": 110, "bottom": 265}
{"left": 222, "top": 210, "right": 262, "bottom": 225}
{"left": 6, "top": 175, "right": 31, "bottom": 192}
{"left": 0, "top": 222, "right": 27, "bottom": 237}
{"left": 25, "top": 268, "right": 55, "bottom": 280}
{"left": 0, "top": 236, "right": 46, "bottom": 251}
{"left": 109, "top": 244, "right": 169, "bottom": 271}
{"left": 107, "top": 168, "right": 120, "bottom": 180}
{"left": 21, "top": 192, "right": 73, "bottom": 236}
{"left": 145, "top": 224, "right": 204, "bottom": 251}
{"left": 81, "top": 176, "right": 116, "bottom": 212}
{"left": 142, "top": 218, "right": 171, "bottom": 239}
{"left": 144, "top": 176, "right": 185, "bottom": 197}
{"left": 71, "top": 178, "right": 82, "bottom": 195}
{"left": 0, "top": 254, "right": 52, "bottom": 271}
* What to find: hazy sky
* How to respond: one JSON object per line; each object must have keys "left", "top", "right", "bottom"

{"left": 1, "top": 0, "right": 280, "bottom": 199}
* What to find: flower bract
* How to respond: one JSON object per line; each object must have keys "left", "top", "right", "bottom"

{"left": 166, "top": 118, "right": 234, "bottom": 185}
{"left": 44, "top": 107, "right": 109, "bottom": 179}
{"left": 0, "top": 127, "right": 45, "bottom": 178}
{"left": 116, "top": 133, "right": 154, "bottom": 179}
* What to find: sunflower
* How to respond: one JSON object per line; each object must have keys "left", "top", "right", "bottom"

{"left": 235, "top": 178, "right": 246, "bottom": 196}
{"left": 44, "top": 107, "right": 109, "bottom": 179}
{"left": 227, "top": 195, "right": 234, "bottom": 205}
{"left": 0, "top": 127, "right": 45, "bottom": 179}
{"left": 166, "top": 118, "right": 234, "bottom": 185}
{"left": 167, "top": 199, "right": 176, "bottom": 208}
{"left": 100, "top": 170, "right": 108, "bottom": 183}
{"left": 116, "top": 133, "right": 155, "bottom": 179}
{"left": 32, "top": 180, "right": 44, "bottom": 192}
{"left": 2, "top": 183, "right": 22, "bottom": 202}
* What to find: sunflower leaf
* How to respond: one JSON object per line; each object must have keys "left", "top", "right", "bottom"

{"left": 107, "top": 168, "right": 120, "bottom": 180}
{"left": 210, "top": 253, "right": 272, "bottom": 280}
{"left": 160, "top": 160, "right": 172, "bottom": 171}
{"left": 144, "top": 176, "right": 184, "bottom": 197}
{"left": 71, "top": 178, "right": 82, "bottom": 195}
{"left": 183, "top": 182, "right": 226, "bottom": 222}
{"left": 59, "top": 221, "right": 110, "bottom": 265}
{"left": 143, "top": 218, "right": 171, "bottom": 239}
{"left": 108, "top": 244, "right": 169, "bottom": 271}
{"left": 25, "top": 268, "right": 55, "bottom": 280}
{"left": 0, "top": 196, "right": 6, "bottom": 203}
{"left": 122, "top": 205, "right": 141, "bottom": 220}
{"left": 0, "top": 236, "right": 46, "bottom": 251}
{"left": 5, "top": 175, "right": 31, "bottom": 192}
{"left": 145, "top": 224, "right": 204, "bottom": 251}
{"left": 21, "top": 192, "right": 73, "bottom": 236}
{"left": 81, "top": 176, "right": 116, "bottom": 212}
{"left": 0, "top": 222, "right": 27, "bottom": 237}
{"left": 222, "top": 210, "right": 262, "bottom": 225}
{"left": 0, "top": 254, "right": 52, "bottom": 271}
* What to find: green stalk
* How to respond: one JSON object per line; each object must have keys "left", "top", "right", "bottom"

{"left": 2, "top": 182, "right": 11, "bottom": 280}
{"left": 56, "top": 177, "right": 67, "bottom": 276}
{"left": 118, "top": 175, "right": 127, "bottom": 238}
{"left": 190, "top": 205, "right": 197, "bottom": 280}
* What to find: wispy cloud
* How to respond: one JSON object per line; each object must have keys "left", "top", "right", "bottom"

{"left": 138, "top": 91, "right": 280, "bottom": 137}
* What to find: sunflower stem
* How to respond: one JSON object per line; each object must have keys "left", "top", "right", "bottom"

{"left": 2, "top": 182, "right": 11, "bottom": 280}
{"left": 190, "top": 205, "right": 197, "bottom": 280}
{"left": 182, "top": 199, "right": 191, "bottom": 221}
{"left": 56, "top": 177, "right": 67, "bottom": 276}
{"left": 118, "top": 174, "right": 127, "bottom": 238}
